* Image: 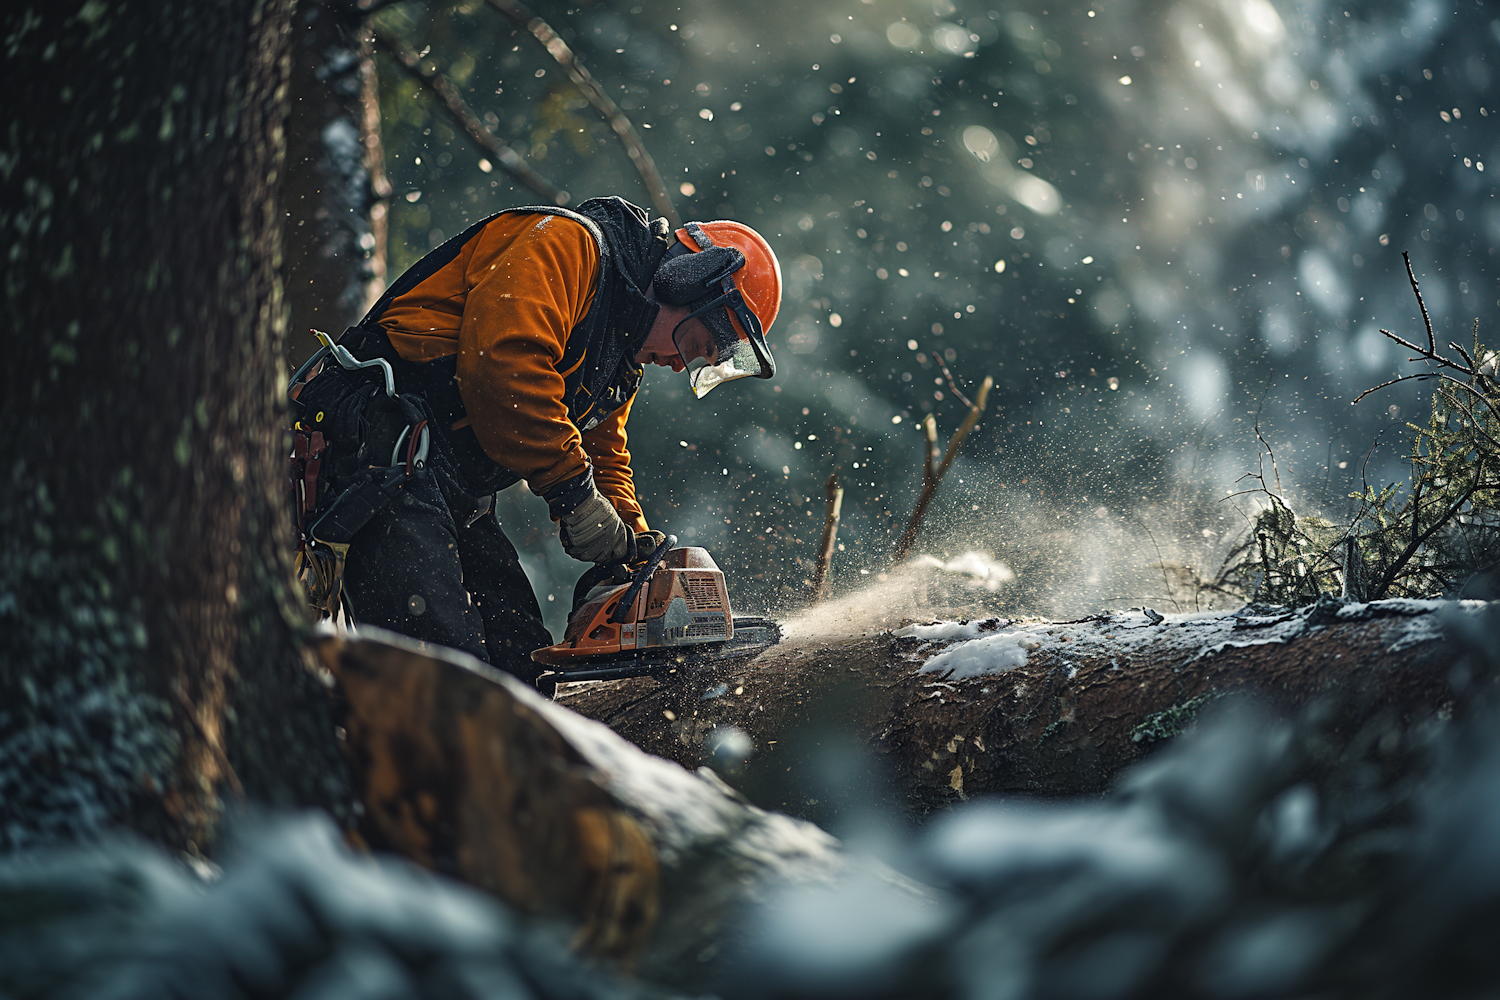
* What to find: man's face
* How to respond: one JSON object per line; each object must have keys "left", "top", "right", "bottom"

{"left": 635, "top": 302, "right": 719, "bottom": 371}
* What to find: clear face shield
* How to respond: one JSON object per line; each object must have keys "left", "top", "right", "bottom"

{"left": 670, "top": 283, "right": 776, "bottom": 398}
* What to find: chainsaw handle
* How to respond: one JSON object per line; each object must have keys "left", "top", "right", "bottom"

{"left": 607, "top": 534, "right": 676, "bottom": 625}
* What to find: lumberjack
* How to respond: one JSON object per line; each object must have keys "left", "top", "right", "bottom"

{"left": 288, "top": 197, "right": 782, "bottom": 687}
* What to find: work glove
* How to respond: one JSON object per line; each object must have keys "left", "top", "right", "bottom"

{"left": 633, "top": 529, "right": 668, "bottom": 563}
{"left": 558, "top": 487, "right": 634, "bottom": 565}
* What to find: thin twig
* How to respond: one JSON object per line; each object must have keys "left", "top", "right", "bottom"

{"left": 934, "top": 353, "right": 974, "bottom": 408}
{"left": 1351, "top": 371, "right": 1433, "bottom": 406}
{"left": 1361, "top": 429, "right": 1386, "bottom": 501}
{"left": 372, "top": 23, "right": 567, "bottom": 203}
{"left": 810, "top": 472, "right": 844, "bottom": 603}
{"left": 1450, "top": 339, "right": 1478, "bottom": 372}
{"left": 921, "top": 413, "right": 938, "bottom": 483}
{"left": 1141, "top": 523, "right": 1182, "bottom": 613}
{"left": 894, "top": 376, "right": 993, "bottom": 562}
{"left": 1374, "top": 328, "right": 1474, "bottom": 377}
{"left": 1403, "top": 252, "right": 1436, "bottom": 355}
{"left": 484, "top": 0, "right": 680, "bottom": 227}
{"left": 1249, "top": 381, "right": 1282, "bottom": 495}
{"left": 935, "top": 376, "right": 993, "bottom": 482}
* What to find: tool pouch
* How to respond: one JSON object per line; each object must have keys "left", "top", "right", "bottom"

{"left": 289, "top": 363, "right": 429, "bottom": 619}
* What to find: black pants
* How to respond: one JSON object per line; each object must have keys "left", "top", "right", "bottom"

{"left": 342, "top": 464, "right": 553, "bottom": 684}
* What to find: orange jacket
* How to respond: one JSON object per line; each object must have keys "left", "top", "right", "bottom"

{"left": 378, "top": 213, "right": 649, "bottom": 533}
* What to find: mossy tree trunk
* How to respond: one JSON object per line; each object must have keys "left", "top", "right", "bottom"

{"left": 0, "top": 0, "right": 348, "bottom": 854}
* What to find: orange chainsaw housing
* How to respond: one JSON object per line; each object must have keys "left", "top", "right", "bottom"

{"left": 531, "top": 547, "right": 734, "bottom": 667}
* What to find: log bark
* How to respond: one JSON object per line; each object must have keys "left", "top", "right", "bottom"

{"left": 315, "top": 628, "right": 873, "bottom": 987}
{"left": 556, "top": 575, "right": 1486, "bottom": 829}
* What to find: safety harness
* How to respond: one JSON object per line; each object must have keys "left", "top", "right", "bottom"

{"left": 288, "top": 333, "right": 430, "bottom": 619}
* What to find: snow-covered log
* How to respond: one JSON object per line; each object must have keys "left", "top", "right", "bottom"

{"left": 314, "top": 629, "right": 874, "bottom": 984}
{"left": 555, "top": 581, "right": 1493, "bottom": 823}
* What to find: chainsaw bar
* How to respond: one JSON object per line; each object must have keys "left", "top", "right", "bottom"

{"left": 542, "top": 616, "right": 782, "bottom": 684}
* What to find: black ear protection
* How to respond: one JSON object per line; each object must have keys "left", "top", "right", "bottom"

{"left": 653, "top": 242, "right": 746, "bottom": 306}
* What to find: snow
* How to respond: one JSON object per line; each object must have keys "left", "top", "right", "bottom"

{"left": 893, "top": 600, "right": 1494, "bottom": 680}
{"left": 918, "top": 630, "right": 1033, "bottom": 679}
{"left": 1336, "top": 598, "right": 1491, "bottom": 619}
{"left": 895, "top": 620, "right": 992, "bottom": 641}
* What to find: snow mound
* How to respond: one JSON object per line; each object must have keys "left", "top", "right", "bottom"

{"left": 894, "top": 620, "right": 992, "bottom": 641}
{"left": 918, "top": 630, "right": 1035, "bottom": 678}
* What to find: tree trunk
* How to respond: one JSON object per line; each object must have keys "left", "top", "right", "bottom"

{"left": 556, "top": 578, "right": 1481, "bottom": 829}
{"left": 0, "top": 0, "right": 347, "bottom": 854}
{"left": 282, "top": 0, "right": 390, "bottom": 368}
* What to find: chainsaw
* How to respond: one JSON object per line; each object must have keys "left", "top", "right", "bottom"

{"left": 531, "top": 535, "right": 781, "bottom": 684}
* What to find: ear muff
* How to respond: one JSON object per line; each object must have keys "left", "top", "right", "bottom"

{"left": 653, "top": 245, "right": 746, "bottom": 305}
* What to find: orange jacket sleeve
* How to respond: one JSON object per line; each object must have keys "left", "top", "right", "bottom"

{"left": 582, "top": 390, "right": 649, "bottom": 534}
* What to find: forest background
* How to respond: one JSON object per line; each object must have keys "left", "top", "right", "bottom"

{"left": 2, "top": 2, "right": 1498, "bottom": 994}
{"left": 322, "top": 0, "right": 1500, "bottom": 632}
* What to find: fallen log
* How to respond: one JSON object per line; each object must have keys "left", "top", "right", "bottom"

{"left": 555, "top": 581, "right": 1492, "bottom": 827}
{"left": 312, "top": 627, "right": 888, "bottom": 986}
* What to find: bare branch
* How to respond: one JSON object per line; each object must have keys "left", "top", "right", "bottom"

{"left": 809, "top": 472, "right": 844, "bottom": 603}
{"left": 1140, "top": 523, "right": 1181, "bottom": 613}
{"left": 1250, "top": 384, "right": 1282, "bottom": 496}
{"left": 1360, "top": 430, "right": 1387, "bottom": 500}
{"left": 935, "top": 376, "right": 993, "bottom": 482}
{"left": 921, "top": 413, "right": 938, "bottom": 483}
{"left": 1376, "top": 326, "right": 1476, "bottom": 378}
{"left": 371, "top": 24, "right": 567, "bottom": 204}
{"left": 1402, "top": 251, "right": 1437, "bottom": 355}
{"left": 1450, "top": 339, "right": 1478, "bottom": 372}
{"left": 933, "top": 353, "right": 974, "bottom": 408}
{"left": 894, "top": 377, "right": 993, "bottom": 562}
{"left": 484, "top": 0, "right": 680, "bottom": 227}
{"left": 1351, "top": 371, "right": 1434, "bottom": 406}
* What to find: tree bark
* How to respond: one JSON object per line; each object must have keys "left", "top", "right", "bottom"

{"left": 556, "top": 580, "right": 1482, "bottom": 829}
{"left": 0, "top": 0, "right": 347, "bottom": 854}
{"left": 282, "top": 0, "right": 390, "bottom": 367}
{"left": 315, "top": 628, "right": 863, "bottom": 987}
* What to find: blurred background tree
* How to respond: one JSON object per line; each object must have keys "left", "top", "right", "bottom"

{"left": 291, "top": 0, "right": 1498, "bottom": 630}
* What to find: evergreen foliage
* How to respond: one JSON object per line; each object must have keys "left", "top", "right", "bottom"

{"left": 1222, "top": 268, "right": 1500, "bottom": 607}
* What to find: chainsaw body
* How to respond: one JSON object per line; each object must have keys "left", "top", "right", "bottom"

{"left": 532, "top": 545, "right": 780, "bottom": 682}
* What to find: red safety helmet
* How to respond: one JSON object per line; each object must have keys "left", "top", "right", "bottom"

{"left": 652, "top": 220, "right": 782, "bottom": 397}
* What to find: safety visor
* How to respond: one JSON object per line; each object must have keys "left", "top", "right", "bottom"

{"left": 670, "top": 280, "right": 776, "bottom": 398}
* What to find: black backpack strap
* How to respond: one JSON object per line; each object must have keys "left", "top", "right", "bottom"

{"left": 351, "top": 211, "right": 508, "bottom": 331}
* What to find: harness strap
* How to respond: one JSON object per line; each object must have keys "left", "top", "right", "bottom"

{"left": 353, "top": 212, "right": 508, "bottom": 330}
